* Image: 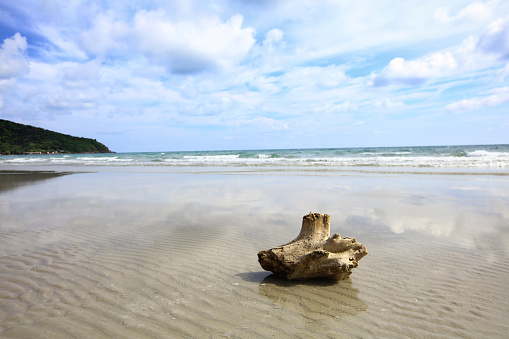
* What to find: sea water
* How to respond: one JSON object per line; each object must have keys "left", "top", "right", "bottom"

{"left": 1, "top": 144, "right": 509, "bottom": 172}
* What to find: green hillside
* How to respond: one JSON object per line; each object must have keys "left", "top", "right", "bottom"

{"left": 0, "top": 119, "right": 114, "bottom": 155}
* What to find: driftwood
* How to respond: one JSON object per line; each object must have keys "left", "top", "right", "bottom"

{"left": 258, "top": 213, "right": 368, "bottom": 280}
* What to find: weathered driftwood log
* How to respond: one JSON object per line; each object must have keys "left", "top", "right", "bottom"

{"left": 258, "top": 212, "right": 368, "bottom": 280}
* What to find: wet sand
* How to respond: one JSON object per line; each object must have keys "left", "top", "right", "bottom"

{"left": 1, "top": 169, "right": 508, "bottom": 338}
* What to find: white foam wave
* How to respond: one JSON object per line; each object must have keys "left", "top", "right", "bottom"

{"left": 2, "top": 148, "right": 509, "bottom": 169}
{"left": 74, "top": 156, "right": 135, "bottom": 163}
{"left": 388, "top": 151, "right": 412, "bottom": 155}
{"left": 467, "top": 150, "right": 509, "bottom": 158}
{"left": 4, "top": 157, "right": 45, "bottom": 163}
{"left": 154, "top": 155, "right": 509, "bottom": 168}
{"left": 359, "top": 151, "right": 412, "bottom": 156}
{"left": 182, "top": 154, "right": 240, "bottom": 160}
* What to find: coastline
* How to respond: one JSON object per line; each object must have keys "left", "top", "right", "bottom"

{"left": 1, "top": 168, "right": 508, "bottom": 337}
{"left": 1, "top": 144, "right": 509, "bottom": 171}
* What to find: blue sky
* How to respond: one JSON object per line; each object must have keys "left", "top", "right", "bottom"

{"left": 1, "top": 0, "right": 508, "bottom": 152}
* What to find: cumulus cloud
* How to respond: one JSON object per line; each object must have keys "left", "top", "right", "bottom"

{"left": 0, "top": 33, "right": 30, "bottom": 113}
{"left": 434, "top": 1, "right": 497, "bottom": 24}
{"left": 373, "top": 52, "right": 458, "bottom": 86}
{"left": 446, "top": 86, "right": 509, "bottom": 111}
{"left": 367, "top": 13, "right": 509, "bottom": 89}
{"left": 136, "top": 12, "right": 255, "bottom": 73}
{"left": 0, "top": 33, "right": 29, "bottom": 79}
{"left": 80, "top": 10, "right": 256, "bottom": 74}
{"left": 476, "top": 17, "right": 509, "bottom": 60}
{"left": 79, "top": 11, "right": 130, "bottom": 56}
{"left": 263, "top": 28, "right": 284, "bottom": 45}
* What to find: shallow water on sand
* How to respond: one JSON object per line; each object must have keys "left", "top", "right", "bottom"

{"left": 1, "top": 169, "right": 508, "bottom": 338}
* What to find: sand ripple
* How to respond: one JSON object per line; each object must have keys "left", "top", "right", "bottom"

{"left": 1, "top": 171, "right": 509, "bottom": 338}
{"left": 1, "top": 215, "right": 508, "bottom": 338}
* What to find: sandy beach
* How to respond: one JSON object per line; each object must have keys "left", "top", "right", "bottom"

{"left": 1, "top": 168, "right": 508, "bottom": 338}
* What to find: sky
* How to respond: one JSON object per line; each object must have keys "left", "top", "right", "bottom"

{"left": 1, "top": 0, "right": 509, "bottom": 152}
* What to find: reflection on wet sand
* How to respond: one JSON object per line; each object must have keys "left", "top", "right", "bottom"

{"left": 0, "top": 170, "right": 72, "bottom": 193}
{"left": 0, "top": 170, "right": 508, "bottom": 337}
{"left": 258, "top": 274, "right": 368, "bottom": 318}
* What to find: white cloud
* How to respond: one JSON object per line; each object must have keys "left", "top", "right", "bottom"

{"left": 375, "top": 98, "right": 405, "bottom": 109}
{"left": 79, "top": 11, "right": 130, "bottom": 56}
{"left": 434, "top": 1, "right": 497, "bottom": 24}
{"left": 263, "top": 28, "right": 284, "bottom": 45}
{"left": 373, "top": 14, "right": 509, "bottom": 88}
{"left": 374, "top": 52, "right": 458, "bottom": 86}
{"left": 0, "top": 33, "right": 29, "bottom": 79}
{"left": 315, "top": 101, "right": 357, "bottom": 114}
{"left": 249, "top": 75, "right": 280, "bottom": 94}
{"left": 80, "top": 10, "right": 256, "bottom": 74}
{"left": 281, "top": 65, "right": 347, "bottom": 89}
{"left": 45, "top": 91, "right": 100, "bottom": 111}
{"left": 496, "top": 62, "right": 509, "bottom": 81}
{"left": 37, "top": 24, "right": 88, "bottom": 60}
{"left": 137, "top": 12, "right": 255, "bottom": 73}
{"left": 446, "top": 86, "right": 509, "bottom": 111}
{"left": 24, "top": 61, "right": 59, "bottom": 83}
{"left": 261, "top": 28, "right": 285, "bottom": 56}
{"left": 263, "top": 0, "right": 497, "bottom": 68}
{"left": 0, "top": 33, "right": 30, "bottom": 114}
{"left": 476, "top": 16, "right": 509, "bottom": 60}
{"left": 59, "top": 59, "right": 103, "bottom": 88}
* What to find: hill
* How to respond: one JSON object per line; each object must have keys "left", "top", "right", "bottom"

{"left": 0, "top": 119, "right": 114, "bottom": 155}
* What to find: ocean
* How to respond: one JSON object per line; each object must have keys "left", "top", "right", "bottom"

{"left": 2, "top": 144, "right": 509, "bottom": 172}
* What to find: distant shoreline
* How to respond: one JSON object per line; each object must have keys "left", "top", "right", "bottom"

{"left": 0, "top": 119, "right": 114, "bottom": 155}
{"left": 1, "top": 151, "right": 115, "bottom": 156}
